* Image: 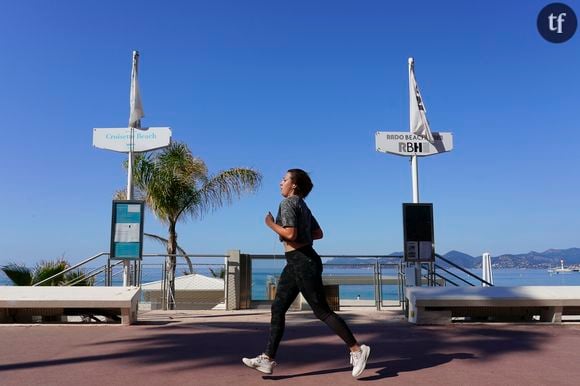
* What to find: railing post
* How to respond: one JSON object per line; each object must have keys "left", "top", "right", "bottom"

{"left": 135, "top": 260, "right": 141, "bottom": 286}
{"left": 374, "top": 259, "right": 382, "bottom": 311}
{"left": 225, "top": 250, "right": 241, "bottom": 310}
{"left": 399, "top": 261, "right": 407, "bottom": 310}
{"left": 161, "top": 258, "right": 167, "bottom": 310}
{"left": 105, "top": 259, "right": 111, "bottom": 286}
{"left": 240, "top": 253, "right": 252, "bottom": 309}
{"left": 429, "top": 261, "right": 435, "bottom": 286}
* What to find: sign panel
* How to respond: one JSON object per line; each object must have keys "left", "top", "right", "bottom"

{"left": 93, "top": 127, "right": 171, "bottom": 153}
{"left": 403, "top": 203, "right": 434, "bottom": 262}
{"left": 375, "top": 131, "right": 453, "bottom": 157}
{"left": 110, "top": 200, "right": 145, "bottom": 260}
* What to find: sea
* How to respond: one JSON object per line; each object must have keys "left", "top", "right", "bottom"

{"left": 3, "top": 267, "right": 580, "bottom": 302}
{"left": 250, "top": 267, "right": 580, "bottom": 301}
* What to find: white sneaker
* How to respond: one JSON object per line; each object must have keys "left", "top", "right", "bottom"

{"left": 242, "top": 354, "right": 277, "bottom": 374}
{"left": 350, "top": 344, "right": 370, "bottom": 377}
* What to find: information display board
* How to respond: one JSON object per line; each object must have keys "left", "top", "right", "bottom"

{"left": 110, "top": 200, "right": 145, "bottom": 260}
{"left": 403, "top": 203, "right": 434, "bottom": 262}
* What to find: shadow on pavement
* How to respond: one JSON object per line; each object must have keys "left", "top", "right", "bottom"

{"left": 263, "top": 352, "right": 474, "bottom": 381}
{"left": 0, "top": 312, "right": 553, "bottom": 377}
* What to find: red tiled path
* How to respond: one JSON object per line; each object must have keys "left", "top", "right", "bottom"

{"left": 1, "top": 309, "right": 580, "bottom": 385}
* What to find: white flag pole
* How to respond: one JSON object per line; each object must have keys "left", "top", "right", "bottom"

{"left": 124, "top": 50, "right": 144, "bottom": 286}
{"left": 411, "top": 156, "right": 419, "bottom": 203}
{"left": 124, "top": 137, "right": 133, "bottom": 286}
{"left": 127, "top": 50, "right": 144, "bottom": 202}
{"left": 127, "top": 129, "right": 134, "bottom": 201}
{"left": 408, "top": 58, "right": 422, "bottom": 285}
{"left": 409, "top": 58, "right": 420, "bottom": 204}
{"left": 124, "top": 129, "right": 134, "bottom": 287}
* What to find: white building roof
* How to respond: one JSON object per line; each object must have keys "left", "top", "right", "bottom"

{"left": 141, "top": 273, "right": 224, "bottom": 291}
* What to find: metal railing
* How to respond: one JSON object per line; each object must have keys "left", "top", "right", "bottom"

{"left": 31, "top": 252, "right": 131, "bottom": 287}
{"left": 139, "top": 254, "right": 227, "bottom": 310}
{"left": 420, "top": 253, "right": 494, "bottom": 287}
{"left": 33, "top": 252, "right": 111, "bottom": 287}
{"left": 29, "top": 252, "right": 228, "bottom": 311}
{"left": 139, "top": 260, "right": 227, "bottom": 310}
{"left": 27, "top": 249, "right": 492, "bottom": 312}
{"left": 246, "top": 254, "right": 405, "bottom": 310}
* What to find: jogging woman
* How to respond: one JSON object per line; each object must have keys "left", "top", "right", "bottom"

{"left": 242, "top": 169, "right": 370, "bottom": 377}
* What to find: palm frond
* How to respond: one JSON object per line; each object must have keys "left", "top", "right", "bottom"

{"left": 64, "top": 270, "right": 95, "bottom": 286}
{"left": 131, "top": 145, "right": 199, "bottom": 224}
{"left": 156, "top": 143, "right": 208, "bottom": 185}
{"left": 208, "top": 267, "right": 225, "bottom": 279}
{"left": 113, "top": 189, "right": 126, "bottom": 200}
{"left": 1, "top": 263, "right": 33, "bottom": 286}
{"left": 188, "top": 167, "right": 262, "bottom": 218}
{"left": 32, "top": 259, "right": 69, "bottom": 286}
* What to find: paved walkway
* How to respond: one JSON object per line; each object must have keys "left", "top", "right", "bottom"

{"left": 1, "top": 308, "right": 580, "bottom": 385}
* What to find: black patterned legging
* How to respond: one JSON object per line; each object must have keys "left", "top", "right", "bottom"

{"left": 264, "top": 245, "right": 358, "bottom": 359}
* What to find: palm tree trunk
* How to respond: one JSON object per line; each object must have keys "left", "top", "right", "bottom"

{"left": 144, "top": 233, "right": 194, "bottom": 274}
{"left": 165, "top": 222, "right": 177, "bottom": 310}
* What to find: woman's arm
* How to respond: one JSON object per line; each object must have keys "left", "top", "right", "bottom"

{"left": 311, "top": 215, "right": 323, "bottom": 240}
{"left": 265, "top": 212, "right": 297, "bottom": 241}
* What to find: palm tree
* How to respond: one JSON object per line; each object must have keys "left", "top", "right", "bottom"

{"left": 1, "top": 259, "right": 94, "bottom": 286}
{"left": 144, "top": 232, "right": 194, "bottom": 274}
{"left": 1, "top": 263, "right": 34, "bottom": 285}
{"left": 130, "top": 142, "right": 261, "bottom": 309}
{"left": 208, "top": 267, "right": 225, "bottom": 279}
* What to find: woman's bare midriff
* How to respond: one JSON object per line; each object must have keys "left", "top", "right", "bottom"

{"left": 283, "top": 241, "right": 310, "bottom": 252}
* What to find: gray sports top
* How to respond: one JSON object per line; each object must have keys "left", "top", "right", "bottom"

{"left": 275, "top": 195, "right": 321, "bottom": 245}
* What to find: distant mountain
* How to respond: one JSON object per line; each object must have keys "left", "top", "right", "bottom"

{"left": 440, "top": 248, "right": 580, "bottom": 269}
{"left": 492, "top": 248, "right": 580, "bottom": 268}
{"left": 535, "top": 248, "right": 580, "bottom": 263}
{"left": 325, "top": 248, "right": 580, "bottom": 269}
{"left": 440, "top": 250, "right": 477, "bottom": 268}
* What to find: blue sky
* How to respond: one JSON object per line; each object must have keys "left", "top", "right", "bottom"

{"left": 1, "top": 0, "right": 579, "bottom": 265}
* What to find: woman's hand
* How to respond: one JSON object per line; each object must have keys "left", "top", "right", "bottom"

{"left": 265, "top": 212, "right": 275, "bottom": 227}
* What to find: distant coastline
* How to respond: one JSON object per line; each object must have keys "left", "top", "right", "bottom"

{"left": 325, "top": 247, "right": 580, "bottom": 269}
{"left": 3, "top": 248, "right": 579, "bottom": 287}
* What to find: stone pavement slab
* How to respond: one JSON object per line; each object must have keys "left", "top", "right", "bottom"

{"left": 1, "top": 309, "right": 580, "bottom": 386}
